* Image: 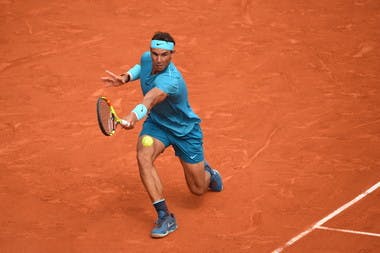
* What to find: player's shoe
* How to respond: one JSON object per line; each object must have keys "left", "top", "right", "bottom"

{"left": 205, "top": 162, "right": 223, "bottom": 192}
{"left": 151, "top": 213, "right": 178, "bottom": 238}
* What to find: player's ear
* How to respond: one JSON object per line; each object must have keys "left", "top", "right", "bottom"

{"left": 171, "top": 50, "right": 176, "bottom": 54}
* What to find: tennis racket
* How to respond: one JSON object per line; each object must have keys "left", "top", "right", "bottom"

{"left": 96, "top": 96, "right": 129, "bottom": 136}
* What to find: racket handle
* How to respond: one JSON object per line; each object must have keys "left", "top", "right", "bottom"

{"left": 120, "top": 119, "right": 130, "bottom": 127}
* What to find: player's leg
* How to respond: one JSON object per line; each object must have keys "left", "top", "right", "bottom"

{"left": 136, "top": 135, "right": 166, "bottom": 202}
{"left": 173, "top": 124, "right": 223, "bottom": 194}
{"left": 137, "top": 120, "right": 177, "bottom": 238}
{"left": 180, "top": 160, "right": 210, "bottom": 195}
{"left": 180, "top": 159, "right": 223, "bottom": 194}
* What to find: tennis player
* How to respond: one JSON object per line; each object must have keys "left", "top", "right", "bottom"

{"left": 101, "top": 31, "right": 223, "bottom": 238}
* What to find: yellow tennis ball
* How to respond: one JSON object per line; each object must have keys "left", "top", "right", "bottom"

{"left": 142, "top": 135, "right": 154, "bottom": 147}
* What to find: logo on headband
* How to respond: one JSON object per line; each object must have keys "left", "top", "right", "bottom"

{"left": 151, "top": 40, "right": 175, "bottom": 51}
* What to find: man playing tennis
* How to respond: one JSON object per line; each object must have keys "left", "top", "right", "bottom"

{"left": 101, "top": 31, "right": 223, "bottom": 238}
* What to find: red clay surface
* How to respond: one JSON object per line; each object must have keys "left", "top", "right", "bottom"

{"left": 1, "top": 0, "right": 379, "bottom": 252}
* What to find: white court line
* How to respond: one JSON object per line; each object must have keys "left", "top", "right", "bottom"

{"left": 316, "top": 226, "right": 380, "bottom": 237}
{"left": 272, "top": 181, "right": 380, "bottom": 253}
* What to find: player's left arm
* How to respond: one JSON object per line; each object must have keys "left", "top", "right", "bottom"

{"left": 101, "top": 64, "right": 141, "bottom": 87}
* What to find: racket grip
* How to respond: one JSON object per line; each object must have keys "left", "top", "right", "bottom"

{"left": 120, "top": 119, "right": 130, "bottom": 127}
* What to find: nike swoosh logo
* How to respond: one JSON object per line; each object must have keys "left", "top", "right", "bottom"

{"left": 190, "top": 154, "right": 198, "bottom": 160}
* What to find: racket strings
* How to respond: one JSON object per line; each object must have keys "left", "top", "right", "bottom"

{"left": 97, "top": 98, "right": 115, "bottom": 135}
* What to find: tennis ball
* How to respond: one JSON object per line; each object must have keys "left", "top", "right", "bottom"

{"left": 142, "top": 135, "right": 154, "bottom": 147}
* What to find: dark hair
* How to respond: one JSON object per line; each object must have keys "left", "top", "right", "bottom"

{"left": 152, "top": 31, "right": 175, "bottom": 45}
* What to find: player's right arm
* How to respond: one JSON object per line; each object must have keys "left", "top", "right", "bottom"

{"left": 121, "top": 87, "right": 167, "bottom": 129}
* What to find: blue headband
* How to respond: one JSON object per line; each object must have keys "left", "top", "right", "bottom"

{"left": 151, "top": 40, "right": 175, "bottom": 51}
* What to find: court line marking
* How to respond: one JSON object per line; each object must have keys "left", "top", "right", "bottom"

{"left": 316, "top": 225, "right": 380, "bottom": 237}
{"left": 272, "top": 181, "right": 380, "bottom": 253}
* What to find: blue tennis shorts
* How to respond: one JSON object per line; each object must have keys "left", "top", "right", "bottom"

{"left": 140, "top": 118, "right": 204, "bottom": 164}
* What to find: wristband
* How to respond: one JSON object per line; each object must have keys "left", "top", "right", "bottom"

{"left": 132, "top": 104, "right": 148, "bottom": 120}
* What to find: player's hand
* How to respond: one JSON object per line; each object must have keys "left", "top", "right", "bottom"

{"left": 121, "top": 112, "right": 137, "bottom": 130}
{"left": 101, "top": 70, "right": 129, "bottom": 87}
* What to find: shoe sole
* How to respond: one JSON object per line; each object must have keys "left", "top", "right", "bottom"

{"left": 151, "top": 225, "right": 178, "bottom": 238}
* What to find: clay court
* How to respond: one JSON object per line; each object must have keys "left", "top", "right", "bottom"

{"left": 1, "top": 0, "right": 379, "bottom": 252}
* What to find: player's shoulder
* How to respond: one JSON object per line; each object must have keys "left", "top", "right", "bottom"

{"left": 155, "top": 66, "right": 183, "bottom": 93}
{"left": 159, "top": 64, "right": 181, "bottom": 80}
{"left": 168, "top": 63, "right": 183, "bottom": 80}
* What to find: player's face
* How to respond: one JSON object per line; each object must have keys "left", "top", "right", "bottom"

{"left": 150, "top": 48, "right": 173, "bottom": 74}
